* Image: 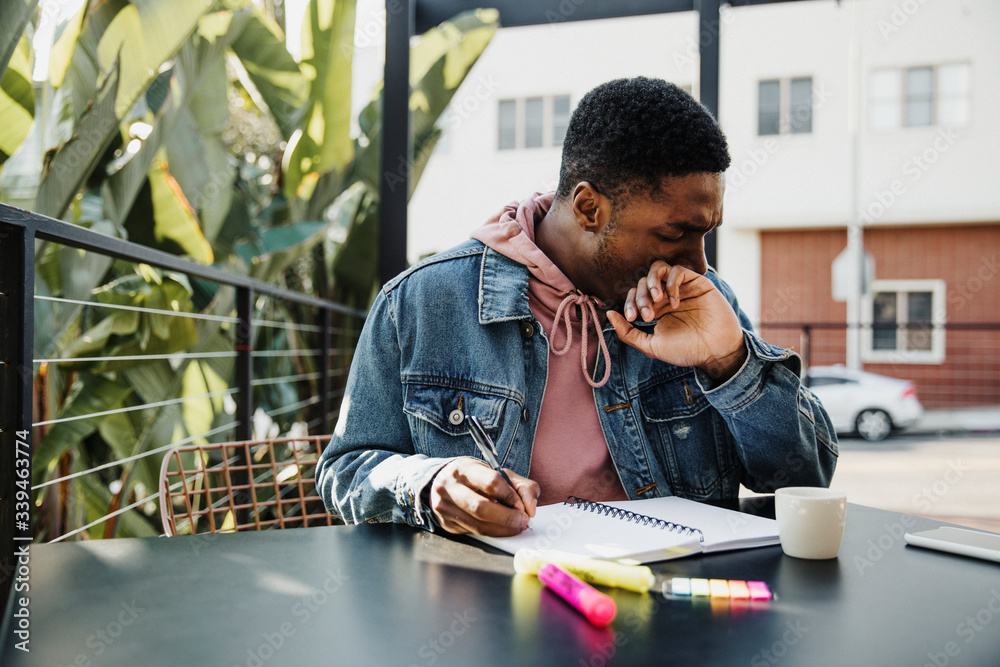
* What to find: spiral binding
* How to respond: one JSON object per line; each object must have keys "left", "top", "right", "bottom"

{"left": 564, "top": 496, "right": 705, "bottom": 542}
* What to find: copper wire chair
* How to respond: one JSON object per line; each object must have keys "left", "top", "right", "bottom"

{"left": 158, "top": 435, "right": 340, "bottom": 536}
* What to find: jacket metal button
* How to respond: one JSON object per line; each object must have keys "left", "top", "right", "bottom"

{"left": 448, "top": 409, "right": 464, "bottom": 426}
{"left": 519, "top": 321, "right": 534, "bottom": 338}
{"left": 522, "top": 408, "right": 530, "bottom": 422}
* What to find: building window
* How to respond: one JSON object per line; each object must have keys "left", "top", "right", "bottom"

{"left": 758, "top": 77, "right": 813, "bottom": 136}
{"left": 789, "top": 77, "right": 813, "bottom": 133}
{"left": 862, "top": 279, "right": 945, "bottom": 364}
{"left": 869, "top": 64, "right": 969, "bottom": 130}
{"left": 552, "top": 95, "right": 571, "bottom": 145}
{"left": 497, "top": 95, "right": 572, "bottom": 150}
{"left": 758, "top": 80, "right": 780, "bottom": 135}
{"left": 905, "top": 67, "right": 934, "bottom": 127}
{"left": 497, "top": 100, "right": 516, "bottom": 150}
{"left": 524, "top": 97, "right": 544, "bottom": 148}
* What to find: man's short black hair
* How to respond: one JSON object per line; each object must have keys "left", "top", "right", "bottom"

{"left": 555, "top": 77, "right": 731, "bottom": 205}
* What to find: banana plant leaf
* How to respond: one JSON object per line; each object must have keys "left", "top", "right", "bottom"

{"left": 34, "top": 59, "right": 121, "bottom": 219}
{"left": 0, "top": 34, "right": 34, "bottom": 166}
{"left": 118, "top": 157, "right": 214, "bottom": 263}
{"left": 33, "top": 373, "right": 133, "bottom": 482}
{"left": 93, "top": 0, "right": 215, "bottom": 120}
{"left": 47, "top": 2, "right": 86, "bottom": 88}
{"left": 34, "top": 0, "right": 214, "bottom": 216}
{"left": 348, "top": 9, "right": 498, "bottom": 203}
{"left": 235, "top": 218, "right": 328, "bottom": 282}
{"left": 331, "top": 186, "right": 378, "bottom": 302}
{"left": 76, "top": 471, "right": 158, "bottom": 539}
{"left": 230, "top": 6, "right": 308, "bottom": 140}
{"left": 282, "top": 0, "right": 356, "bottom": 200}
{"left": 34, "top": 192, "right": 122, "bottom": 351}
{"left": 103, "top": 9, "right": 250, "bottom": 230}
{"left": 408, "top": 9, "right": 499, "bottom": 142}
{"left": 0, "top": 0, "right": 38, "bottom": 77}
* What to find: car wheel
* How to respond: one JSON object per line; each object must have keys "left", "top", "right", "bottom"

{"left": 856, "top": 409, "right": 892, "bottom": 442}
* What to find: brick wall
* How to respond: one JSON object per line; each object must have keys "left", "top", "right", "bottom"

{"left": 759, "top": 225, "right": 1000, "bottom": 408}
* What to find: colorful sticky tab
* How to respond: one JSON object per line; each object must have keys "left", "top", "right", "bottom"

{"left": 709, "top": 579, "right": 730, "bottom": 598}
{"left": 747, "top": 581, "right": 772, "bottom": 600}
{"left": 728, "top": 580, "right": 751, "bottom": 599}
{"left": 689, "top": 578, "right": 711, "bottom": 597}
{"left": 665, "top": 577, "right": 771, "bottom": 601}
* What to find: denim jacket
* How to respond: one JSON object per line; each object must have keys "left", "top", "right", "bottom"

{"left": 317, "top": 240, "right": 838, "bottom": 529}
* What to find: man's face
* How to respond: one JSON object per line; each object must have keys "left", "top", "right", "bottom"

{"left": 591, "top": 172, "right": 724, "bottom": 308}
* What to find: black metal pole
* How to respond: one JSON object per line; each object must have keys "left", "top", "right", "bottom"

{"left": 318, "top": 308, "right": 332, "bottom": 434}
{"left": 379, "top": 0, "right": 414, "bottom": 286}
{"left": 235, "top": 286, "right": 254, "bottom": 443}
{"left": 696, "top": 0, "right": 721, "bottom": 270}
{"left": 0, "top": 222, "right": 34, "bottom": 612}
{"left": 233, "top": 286, "right": 253, "bottom": 526}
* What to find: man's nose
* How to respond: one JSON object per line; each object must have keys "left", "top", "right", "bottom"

{"left": 673, "top": 237, "right": 708, "bottom": 275}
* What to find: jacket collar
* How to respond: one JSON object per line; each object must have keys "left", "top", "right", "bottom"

{"left": 477, "top": 244, "right": 533, "bottom": 324}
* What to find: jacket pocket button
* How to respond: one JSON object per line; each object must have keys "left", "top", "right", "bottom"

{"left": 448, "top": 409, "right": 465, "bottom": 426}
{"left": 519, "top": 321, "right": 534, "bottom": 338}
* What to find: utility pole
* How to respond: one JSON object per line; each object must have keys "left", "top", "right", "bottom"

{"left": 845, "top": 0, "right": 865, "bottom": 370}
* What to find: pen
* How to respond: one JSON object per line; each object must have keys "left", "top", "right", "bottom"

{"left": 466, "top": 415, "right": 532, "bottom": 530}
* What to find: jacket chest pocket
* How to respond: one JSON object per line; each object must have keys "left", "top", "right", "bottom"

{"left": 638, "top": 374, "right": 737, "bottom": 499}
{"left": 403, "top": 382, "right": 514, "bottom": 460}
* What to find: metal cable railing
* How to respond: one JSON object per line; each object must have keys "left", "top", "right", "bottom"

{"left": 1, "top": 204, "right": 366, "bottom": 560}
{"left": 760, "top": 321, "right": 1000, "bottom": 408}
{"left": 33, "top": 422, "right": 239, "bottom": 490}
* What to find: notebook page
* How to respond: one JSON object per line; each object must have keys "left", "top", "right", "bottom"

{"left": 470, "top": 502, "right": 701, "bottom": 561}
{"left": 599, "top": 497, "right": 779, "bottom": 552}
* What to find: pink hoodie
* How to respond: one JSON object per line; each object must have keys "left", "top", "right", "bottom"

{"left": 470, "top": 192, "right": 627, "bottom": 505}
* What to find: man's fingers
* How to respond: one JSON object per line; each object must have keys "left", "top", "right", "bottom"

{"left": 634, "top": 278, "right": 654, "bottom": 321}
{"left": 444, "top": 484, "right": 529, "bottom": 536}
{"left": 607, "top": 310, "right": 655, "bottom": 357}
{"left": 460, "top": 461, "right": 525, "bottom": 511}
{"left": 506, "top": 470, "right": 540, "bottom": 517}
{"left": 428, "top": 458, "right": 532, "bottom": 536}
{"left": 624, "top": 287, "right": 638, "bottom": 321}
{"left": 646, "top": 261, "right": 669, "bottom": 302}
{"left": 665, "top": 265, "right": 690, "bottom": 309}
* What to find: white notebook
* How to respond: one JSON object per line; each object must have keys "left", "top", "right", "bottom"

{"left": 471, "top": 496, "right": 780, "bottom": 564}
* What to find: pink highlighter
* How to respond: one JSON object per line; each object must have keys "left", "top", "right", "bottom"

{"left": 537, "top": 563, "right": 617, "bottom": 626}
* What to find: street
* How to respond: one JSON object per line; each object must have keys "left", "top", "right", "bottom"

{"left": 831, "top": 432, "right": 1000, "bottom": 533}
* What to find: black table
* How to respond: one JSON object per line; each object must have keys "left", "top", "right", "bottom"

{"left": 3, "top": 503, "right": 999, "bottom": 666}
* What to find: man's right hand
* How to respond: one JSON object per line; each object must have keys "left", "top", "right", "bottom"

{"left": 426, "top": 458, "right": 539, "bottom": 536}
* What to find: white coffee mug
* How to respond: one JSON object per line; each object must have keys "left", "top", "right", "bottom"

{"left": 774, "top": 487, "right": 847, "bottom": 559}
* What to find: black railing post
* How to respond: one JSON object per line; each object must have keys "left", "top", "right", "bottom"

{"left": 234, "top": 286, "right": 253, "bottom": 525}
{"left": 379, "top": 0, "right": 414, "bottom": 286}
{"left": 235, "top": 286, "right": 254, "bottom": 442}
{"left": 0, "top": 222, "right": 34, "bottom": 609}
{"left": 696, "top": 0, "right": 721, "bottom": 270}
{"left": 318, "top": 308, "right": 332, "bottom": 434}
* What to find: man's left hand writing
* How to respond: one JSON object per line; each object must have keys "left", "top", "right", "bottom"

{"left": 607, "top": 261, "right": 748, "bottom": 383}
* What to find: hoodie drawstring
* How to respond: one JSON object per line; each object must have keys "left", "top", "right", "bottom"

{"left": 550, "top": 292, "right": 612, "bottom": 388}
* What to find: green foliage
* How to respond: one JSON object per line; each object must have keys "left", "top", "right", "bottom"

{"left": 1, "top": 0, "right": 497, "bottom": 541}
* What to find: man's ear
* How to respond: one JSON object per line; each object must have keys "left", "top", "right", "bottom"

{"left": 570, "top": 182, "right": 611, "bottom": 234}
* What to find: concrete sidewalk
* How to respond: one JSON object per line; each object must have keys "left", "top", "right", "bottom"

{"left": 910, "top": 406, "right": 1000, "bottom": 434}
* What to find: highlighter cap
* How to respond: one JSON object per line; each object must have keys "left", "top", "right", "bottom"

{"left": 579, "top": 589, "right": 617, "bottom": 626}
{"left": 513, "top": 549, "right": 543, "bottom": 575}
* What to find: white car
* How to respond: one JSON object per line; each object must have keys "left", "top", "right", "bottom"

{"left": 804, "top": 365, "right": 924, "bottom": 441}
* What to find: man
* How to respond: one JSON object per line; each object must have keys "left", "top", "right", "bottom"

{"left": 317, "top": 77, "right": 837, "bottom": 537}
